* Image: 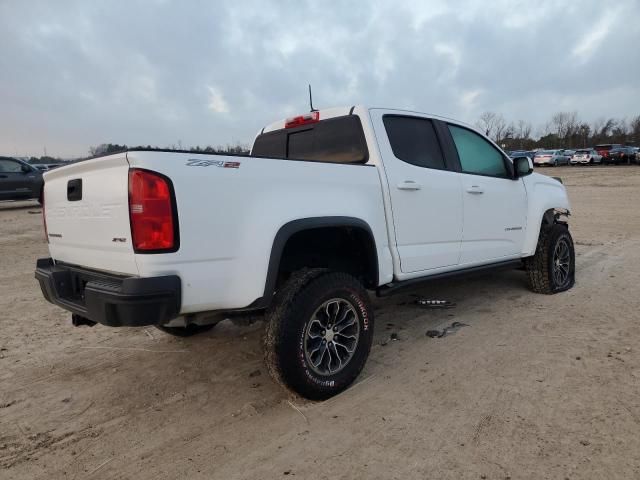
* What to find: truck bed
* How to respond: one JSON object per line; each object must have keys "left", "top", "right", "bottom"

{"left": 43, "top": 149, "right": 389, "bottom": 314}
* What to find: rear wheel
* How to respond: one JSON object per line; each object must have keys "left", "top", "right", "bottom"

{"left": 264, "top": 269, "right": 374, "bottom": 400}
{"left": 525, "top": 223, "right": 575, "bottom": 294}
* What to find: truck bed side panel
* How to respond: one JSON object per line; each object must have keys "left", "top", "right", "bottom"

{"left": 126, "top": 151, "right": 390, "bottom": 314}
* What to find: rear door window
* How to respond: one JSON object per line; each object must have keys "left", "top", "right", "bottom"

{"left": 252, "top": 115, "right": 368, "bottom": 164}
{"left": 448, "top": 125, "right": 508, "bottom": 178}
{"left": 382, "top": 116, "right": 446, "bottom": 170}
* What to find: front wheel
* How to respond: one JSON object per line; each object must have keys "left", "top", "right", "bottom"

{"left": 525, "top": 223, "right": 575, "bottom": 294}
{"left": 264, "top": 269, "right": 374, "bottom": 400}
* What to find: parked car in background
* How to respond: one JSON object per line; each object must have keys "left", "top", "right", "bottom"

{"left": 595, "top": 144, "right": 622, "bottom": 163}
{"left": 562, "top": 149, "right": 576, "bottom": 158}
{"left": 605, "top": 146, "right": 635, "bottom": 165}
{"left": 508, "top": 150, "right": 530, "bottom": 160}
{"left": 631, "top": 147, "right": 640, "bottom": 164}
{"left": 0, "top": 156, "right": 44, "bottom": 201}
{"left": 570, "top": 149, "right": 602, "bottom": 165}
{"left": 533, "top": 150, "right": 570, "bottom": 166}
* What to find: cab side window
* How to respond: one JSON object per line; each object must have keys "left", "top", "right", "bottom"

{"left": 448, "top": 125, "right": 508, "bottom": 178}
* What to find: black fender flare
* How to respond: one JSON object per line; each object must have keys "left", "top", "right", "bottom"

{"left": 250, "top": 217, "right": 379, "bottom": 309}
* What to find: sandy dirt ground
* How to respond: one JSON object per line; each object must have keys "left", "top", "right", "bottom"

{"left": 1, "top": 166, "right": 639, "bottom": 480}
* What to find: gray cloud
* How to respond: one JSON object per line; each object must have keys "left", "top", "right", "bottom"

{"left": 1, "top": 0, "right": 639, "bottom": 157}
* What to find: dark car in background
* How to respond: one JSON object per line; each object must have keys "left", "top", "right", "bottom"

{"left": 595, "top": 144, "right": 622, "bottom": 163}
{"left": 508, "top": 150, "right": 537, "bottom": 160}
{"left": 605, "top": 146, "right": 635, "bottom": 165}
{"left": 0, "top": 156, "right": 44, "bottom": 202}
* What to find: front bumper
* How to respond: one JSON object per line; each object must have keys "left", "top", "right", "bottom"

{"left": 35, "top": 258, "right": 181, "bottom": 327}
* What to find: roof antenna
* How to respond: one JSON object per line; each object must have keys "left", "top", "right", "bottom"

{"left": 308, "top": 84, "right": 318, "bottom": 112}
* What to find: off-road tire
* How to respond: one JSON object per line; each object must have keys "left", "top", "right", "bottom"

{"left": 155, "top": 324, "right": 215, "bottom": 337}
{"left": 264, "top": 269, "right": 374, "bottom": 400}
{"left": 525, "top": 223, "right": 575, "bottom": 294}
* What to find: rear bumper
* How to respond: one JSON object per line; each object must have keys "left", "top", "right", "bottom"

{"left": 35, "top": 258, "right": 181, "bottom": 327}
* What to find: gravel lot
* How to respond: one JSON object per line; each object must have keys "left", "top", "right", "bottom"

{"left": 1, "top": 166, "right": 639, "bottom": 479}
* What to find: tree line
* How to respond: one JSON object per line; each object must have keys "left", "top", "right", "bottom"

{"left": 476, "top": 112, "right": 640, "bottom": 151}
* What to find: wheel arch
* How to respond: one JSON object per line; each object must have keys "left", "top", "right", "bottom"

{"left": 521, "top": 174, "right": 572, "bottom": 257}
{"left": 523, "top": 207, "right": 570, "bottom": 257}
{"left": 254, "top": 217, "right": 379, "bottom": 309}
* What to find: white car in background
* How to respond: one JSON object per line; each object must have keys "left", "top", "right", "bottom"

{"left": 570, "top": 149, "right": 603, "bottom": 165}
{"left": 534, "top": 150, "right": 571, "bottom": 166}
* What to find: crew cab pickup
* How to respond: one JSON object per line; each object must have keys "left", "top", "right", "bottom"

{"left": 35, "top": 106, "right": 574, "bottom": 399}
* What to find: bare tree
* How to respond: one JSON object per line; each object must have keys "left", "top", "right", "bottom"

{"left": 550, "top": 111, "right": 579, "bottom": 143}
{"left": 476, "top": 111, "right": 506, "bottom": 141}
{"left": 592, "top": 118, "right": 616, "bottom": 142}
{"left": 577, "top": 123, "right": 591, "bottom": 148}
{"left": 611, "top": 119, "right": 629, "bottom": 144}
{"left": 494, "top": 117, "right": 510, "bottom": 145}
{"left": 516, "top": 120, "right": 532, "bottom": 141}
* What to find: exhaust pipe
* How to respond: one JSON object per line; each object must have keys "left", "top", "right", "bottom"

{"left": 72, "top": 314, "right": 97, "bottom": 327}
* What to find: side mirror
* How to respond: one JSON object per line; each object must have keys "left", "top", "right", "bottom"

{"left": 21, "top": 164, "right": 32, "bottom": 173}
{"left": 513, "top": 156, "right": 533, "bottom": 178}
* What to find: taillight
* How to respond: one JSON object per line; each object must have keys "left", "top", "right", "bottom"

{"left": 285, "top": 111, "right": 319, "bottom": 128}
{"left": 128, "top": 169, "right": 178, "bottom": 253}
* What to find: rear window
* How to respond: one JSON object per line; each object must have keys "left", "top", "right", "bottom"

{"left": 252, "top": 115, "right": 368, "bottom": 164}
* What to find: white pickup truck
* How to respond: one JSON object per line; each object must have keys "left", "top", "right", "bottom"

{"left": 35, "top": 106, "right": 574, "bottom": 399}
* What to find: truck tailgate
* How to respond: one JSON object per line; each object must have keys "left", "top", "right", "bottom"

{"left": 43, "top": 153, "right": 138, "bottom": 275}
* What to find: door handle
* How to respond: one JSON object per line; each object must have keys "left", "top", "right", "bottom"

{"left": 397, "top": 180, "right": 421, "bottom": 191}
{"left": 466, "top": 185, "right": 484, "bottom": 194}
{"left": 0, "top": 175, "right": 7, "bottom": 178}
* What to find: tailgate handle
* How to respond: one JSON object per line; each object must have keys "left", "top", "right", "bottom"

{"left": 67, "top": 179, "right": 83, "bottom": 201}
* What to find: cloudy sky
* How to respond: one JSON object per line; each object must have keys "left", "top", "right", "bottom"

{"left": 1, "top": 0, "right": 639, "bottom": 158}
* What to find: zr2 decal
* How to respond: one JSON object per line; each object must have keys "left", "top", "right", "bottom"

{"left": 186, "top": 159, "right": 241, "bottom": 169}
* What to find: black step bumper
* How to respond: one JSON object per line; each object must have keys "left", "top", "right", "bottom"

{"left": 35, "top": 258, "right": 181, "bottom": 327}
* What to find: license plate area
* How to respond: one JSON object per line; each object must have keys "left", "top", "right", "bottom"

{"left": 53, "top": 262, "right": 126, "bottom": 306}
